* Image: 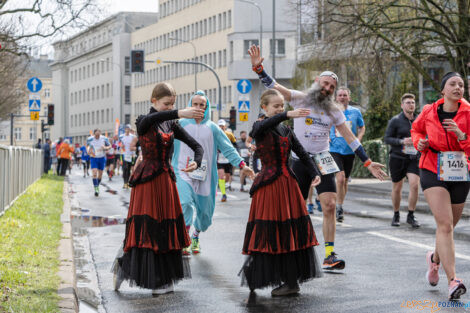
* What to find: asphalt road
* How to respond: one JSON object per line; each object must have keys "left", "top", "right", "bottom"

{"left": 67, "top": 167, "right": 470, "bottom": 313}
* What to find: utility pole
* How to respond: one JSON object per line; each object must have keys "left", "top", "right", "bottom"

{"left": 272, "top": 0, "right": 276, "bottom": 78}
{"left": 10, "top": 113, "right": 13, "bottom": 146}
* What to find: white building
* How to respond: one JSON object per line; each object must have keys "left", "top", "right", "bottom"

{"left": 51, "top": 12, "right": 159, "bottom": 144}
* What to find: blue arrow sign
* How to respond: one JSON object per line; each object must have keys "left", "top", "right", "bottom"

{"left": 27, "top": 77, "right": 43, "bottom": 93}
{"left": 237, "top": 79, "right": 252, "bottom": 94}
{"left": 238, "top": 100, "right": 250, "bottom": 113}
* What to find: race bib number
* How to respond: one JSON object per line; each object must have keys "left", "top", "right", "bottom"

{"left": 187, "top": 158, "right": 208, "bottom": 181}
{"left": 438, "top": 151, "right": 470, "bottom": 181}
{"left": 335, "top": 121, "right": 352, "bottom": 138}
{"left": 240, "top": 148, "right": 250, "bottom": 158}
{"left": 402, "top": 145, "right": 418, "bottom": 155}
{"left": 313, "top": 152, "right": 340, "bottom": 175}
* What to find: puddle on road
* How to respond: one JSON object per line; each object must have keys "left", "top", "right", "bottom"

{"left": 71, "top": 215, "right": 126, "bottom": 229}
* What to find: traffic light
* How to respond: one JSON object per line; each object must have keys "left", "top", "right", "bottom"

{"left": 131, "top": 50, "right": 144, "bottom": 73}
{"left": 229, "top": 106, "right": 236, "bottom": 130}
{"left": 47, "top": 104, "right": 54, "bottom": 125}
{"left": 41, "top": 120, "right": 48, "bottom": 133}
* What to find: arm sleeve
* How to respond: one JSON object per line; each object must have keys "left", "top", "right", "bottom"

{"left": 411, "top": 107, "right": 429, "bottom": 150}
{"left": 214, "top": 126, "right": 243, "bottom": 167}
{"left": 384, "top": 118, "right": 402, "bottom": 146}
{"left": 136, "top": 110, "right": 179, "bottom": 136}
{"left": 251, "top": 112, "right": 289, "bottom": 138}
{"left": 290, "top": 130, "right": 320, "bottom": 178}
{"left": 173, "top": 122, "right": 204, "bottom": 168}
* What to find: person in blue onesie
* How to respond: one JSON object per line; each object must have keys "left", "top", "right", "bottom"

{"left": 329, "top": 87, "right": 365, "bottom": 222}
{"left": 172, "top": 90, "right": 255, "bottom": 255}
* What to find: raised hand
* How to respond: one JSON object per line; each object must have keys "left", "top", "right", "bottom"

{"left": 287, "top": 108, "right": 311, "bottom": 118}
{"left": 248, "top": 45, "right": 264, "bottom": 68}
{"left": 178, "top": 107, "right": 205, "bottom": 119}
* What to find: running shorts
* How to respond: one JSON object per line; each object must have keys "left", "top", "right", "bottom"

{"left": 389, "top": 156, "right": 419, "bottom": 183}
{"left": 217, "top": 163, "right": 233, "bottom": 174}
{"left": 291, "top": 158, "right": 336, "bottom": 198}
{"left": 331, "top": 152, "right": 356, "bottom": 178}
{"left": 91, "top": 157, "right": 106, "bottom": 171}
{"left": 420, "top": 169, "right": 470, "bottom": 204}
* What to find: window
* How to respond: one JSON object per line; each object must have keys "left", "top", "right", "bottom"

{"left": 106, "top": 58, "right": 110, "bottom": 71}
{"left": 101, "top": 109, "right": 104, "bottom": 123}
{"left": 92, "top": 112, "right": 95, "bottom": 124}
{"left": 244, "top": 40, "right": 259, "bottom": 56}
{"left": 0, "top": 133, "right": 6, "bottom": 140}
{"left": 92, "top": 63, "right": 95, "bottom": 76}
{"left": 228, "top": 10, "right": 232, "bottom": 28}
{"left": 101, "top": 61, "right": 105, "bottom": 73}
{"left": 270, "top": 39, "right": 286, "bottom": 56}
{"left": 44, "top": 88, "right": 50, "bottom": 98}
{"left": 106, "top": 84, "right": 110, "bottom": 97}
{"left": 87, "top": 112, "right": 90, "bottom": 125}
{"left": 125, "top": 86, "right": 131, "bottom": 104}
{"left": 229, "top": 42, "right": 233, "bottom": 62}
{"left": 92, "top": 87, "right": 95, "bottom": 100}
{"left": 106, "top": 109, "right": 110, "bottom": 122}
{"left": 96, "top": 111, "right": 99, "bottom": 124}
{"left": 97, "top": 86, "right": 100, "bottom": 99}
{"left": 125, "top": 56, "right": 130, "bottom": 74}
{"left": 101, "top": 84, "right": 105, "bottom": 98}
{"left": 29, "top": 127, "right": 37, "bottom": 140}
{"left": 125, "top": 114, "right": 131, "bottom": 125}
{"left": 97, "top": 62, "right": 100, "bottom": 75}
{"left": 223, "top": 49, "right": 227, "bottom": 66}
{"left": 14, "top": 128, "right": 21, "bottom": 140}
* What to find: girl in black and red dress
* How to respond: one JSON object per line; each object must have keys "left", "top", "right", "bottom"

{"left": 112, "top": 82, "right": 205, "bottom": 294}
{"left": 240, "top": 89, "right": 323, "bottom": 296}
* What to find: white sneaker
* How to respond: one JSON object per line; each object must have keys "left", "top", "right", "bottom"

{"left": 152, "top": 282, "right": 174, "bottom": 295}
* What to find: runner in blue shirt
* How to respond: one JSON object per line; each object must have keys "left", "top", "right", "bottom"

{"left": 80, "top": 143, "right": 90, "bottom": 178}
{"left": 329, "top": 87, "right": 365, "bottom": 222}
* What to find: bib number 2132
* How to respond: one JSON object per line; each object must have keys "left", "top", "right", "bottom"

{"left": 313, "top": 152, "right": 340, "bottom": 175}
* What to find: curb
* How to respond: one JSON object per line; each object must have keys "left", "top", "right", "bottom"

{"left": 57, "top": 180, "right": 79, "bottom": 313}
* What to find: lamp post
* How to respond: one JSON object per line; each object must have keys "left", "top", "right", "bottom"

{"left": 169, "top": 37, "right": 198, "bottom": 92}
{"left": 101, "top": 58, "right": 123, "bottom": 129}
{"left": 236, "top": 0, "right": 263, "bottom": 56}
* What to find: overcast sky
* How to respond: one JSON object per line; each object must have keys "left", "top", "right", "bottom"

{"left": 100, "top": 0, "right": 159, "bottom": 14}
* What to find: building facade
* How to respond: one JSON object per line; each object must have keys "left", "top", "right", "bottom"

{"left": 51, "top": 12, "right": 159, "bottom": 144}
{"left": 0, "top": 55, "right": 54, "bottom": 147}
{"left": 130, "top": 0, "right": 298, "bottom": 135}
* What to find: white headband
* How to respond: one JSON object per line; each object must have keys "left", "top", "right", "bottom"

{"left": 319, "top": 71, "right": 338, "bottom": 82}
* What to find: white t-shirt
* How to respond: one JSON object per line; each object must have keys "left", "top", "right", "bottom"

{"left": 290, "top": 90, "right": 346, "bottom": 154}
{"left": 87, "top": 135, "right": 110, "bottom": 158}
{"left": 120, "top": 134, "right": 136, "bottom": 160}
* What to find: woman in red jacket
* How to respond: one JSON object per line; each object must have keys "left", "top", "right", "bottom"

{"left": 411, "top": 72, "right": 469, "bottom": 300}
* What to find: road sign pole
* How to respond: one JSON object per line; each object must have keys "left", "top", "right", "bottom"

{"left": 10, "top": 113, "right": 13, "bottom": 146}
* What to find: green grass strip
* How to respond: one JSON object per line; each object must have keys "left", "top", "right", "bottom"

{"left": 0, "top": 174, "right": 64, "bottom": 313}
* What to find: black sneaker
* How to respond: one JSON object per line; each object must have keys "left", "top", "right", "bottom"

{"left": 407, "top": 213, "right": 420, "bottom": 228}
{"left": 323, "top": 252, "right": 345, "bottom": 270}
{"left": 336, "top": 206, "right": 344, "bottom": 222}
{"left": 391, "top": 212, "right": 400, "bottom": 227}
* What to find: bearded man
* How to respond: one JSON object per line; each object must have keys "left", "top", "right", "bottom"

{"left": 248, "top": 45, "right": 386, "bottom": 271}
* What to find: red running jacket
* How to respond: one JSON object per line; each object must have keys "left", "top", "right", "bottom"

{"left": 411, "top": 98, "right": 470, "bottom": 174}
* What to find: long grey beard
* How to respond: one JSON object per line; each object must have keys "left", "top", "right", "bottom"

{"left": 306, "top": 83, "right": 339, "bottom": 116}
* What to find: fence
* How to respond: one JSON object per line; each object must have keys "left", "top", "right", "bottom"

{"left": 0, "top": 145, "right": 43, "bottom": 215}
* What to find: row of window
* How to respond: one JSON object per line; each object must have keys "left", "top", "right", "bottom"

{"left": 135, "top": 49, "right": 227, "bottom": 88}
{"left": 134, "top": 86, "right": 232, "bottom": 116}
{"left": 134, "top": 10, "right": 232, "bottom": 54}
{"left": 70, "top": 83, "right": 113, "bottom": 105}
{"left": 8, "top": 127, "right": 37, "bottom": 141}
{"left": 70, "top": 109, "right": 114, "bottom": 128}
{"left": 69, "top": 29, "right": 113, "bottom": 56}
{"left": 160, "top": 0, "right": 205, "bottom": 18}
{"left": 70, "top": 58, "right": 113, "bottom": 83}
{"left": 241, "top": 39, "right": 286, "bottom": 57}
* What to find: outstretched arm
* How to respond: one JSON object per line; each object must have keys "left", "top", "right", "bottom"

{"left": 173, "top": 123, "right": 203, "bottom": 168}
{"left": 136, "top": 110, "right": 179, "bottom": 136}
{"left": 250, "top": 112, "right": 289, "bottom": 138}
{"left": 248, "top": 45, "right": 292, "bottom": 101}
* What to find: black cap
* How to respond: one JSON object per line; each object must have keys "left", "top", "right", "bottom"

{"left": 440, "top": 72, "right": 462, "bottom": 91}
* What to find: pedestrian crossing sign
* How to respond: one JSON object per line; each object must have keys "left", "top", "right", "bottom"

{"left": 29, "top": 93, "right": 41, "bottom": 112}
{"left": 30, "top": 112, "right": 39, "bottom": 120}
{"left": 238, "top": 100, "right": 250, "bottom": 113}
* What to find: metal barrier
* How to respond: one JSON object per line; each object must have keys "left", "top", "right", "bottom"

{"left": 0, "top": 145, "right": 43, "bottom": 216}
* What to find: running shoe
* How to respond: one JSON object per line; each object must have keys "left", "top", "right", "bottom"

{"left": 221, "top": 194, "right": 227, "bottom": 202}
{"left": 182, "top": 246, "right": 191, "bottom": 257}
{"left": 152, "top": 282, "right": 174, "bottom": 295}
{"left": 191, "top": 237, "right": 200, "bottom": 254}
{"left": 315, "top": 198, "right": 322, "bottom": 212}
{"left": 271, "top": 283, "right": 300, "bottom": 296}
{"left": 307, "top": 203, "right": 314, "bottom": 214}
{"left": 426, "top": 251, "right": 440, "bottom": 286}
{"left": 448, "top": 278, "right": 466, "bottom": 300}
{"left": 407, "top": 213, "right": 420, "bottom": 228}
{"left": 391, "top": 212, "right": 400, "bottom": 227}
{"left": 94, "top": 186, "right": 99, "bottom": 197}
{"left": 323, "top": 252, "right": 345, "bottom": 270}
{"left": 228, "top": 184, "right": 232, "bottom": 191}
{"left": 336, "top": 206, "right": 344, "bottom": 222}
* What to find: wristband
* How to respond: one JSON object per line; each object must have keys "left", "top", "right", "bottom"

{"left": 363, "top": 160, "right": 372, "bottom": 167}
{"left": 239, "top": 160, "right": 246, "bottom": 169}
{"left": 348, "top": 138, "right": 361, "bottom": 151}
{"left": 355, "top": 145, "right": 369, "bottom": 162}
{"left": 252, "top": 64, "right": 264, "bottom": 74}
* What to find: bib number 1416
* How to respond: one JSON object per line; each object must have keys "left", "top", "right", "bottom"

{"left": 438, "top": 151, "right": 470, "bottom": 181}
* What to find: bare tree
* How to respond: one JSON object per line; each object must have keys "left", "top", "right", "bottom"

{"left": 296, "top": 0, "right": 470, "bottom": 95}
{"left": 0, "top": 52, "right": 28, "bottom": 118}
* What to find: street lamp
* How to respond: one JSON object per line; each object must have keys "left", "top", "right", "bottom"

{"left": 169, "top": 37, "right": 198, "bottom": 92}
{"left": 100, "top": 58, "right": 123, "bottom": 131}
{"left": 236, "top": 0, "right": 263, "bottom": 56}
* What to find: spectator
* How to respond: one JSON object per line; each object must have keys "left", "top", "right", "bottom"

{"left": 43, "top": 139, "right": 51, "bottom": 174}
{"left": 57, "top": 139, "right": 74, "bottom": 176}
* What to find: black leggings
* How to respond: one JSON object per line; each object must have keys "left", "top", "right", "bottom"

{"left": 59, "top": 158, "right": 69, "bottom": 176}
{"left": 123, "top": 161, "right": 133, "bottom": 184}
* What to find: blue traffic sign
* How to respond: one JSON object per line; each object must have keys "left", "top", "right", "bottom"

{"left": 237, "top": 79, "right": 252, "bottom": 94}
{"left": 238, "top": 100, "right": 250, "bottom": 113}
{"left": 27, "top": 77, "right": 43, "bottom": 93}
{"left": 29, "top": 99, "right": 41, "bottom": 112}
